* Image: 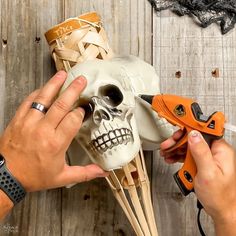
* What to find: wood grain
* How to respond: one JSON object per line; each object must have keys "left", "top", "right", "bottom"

{"left": 0, "top": 1, "right": 63, "bottom": 235}
{"left": 0, "top": 0, "right": 6, "bottom": 133}
{"left": 152, "top": 9, "right": 230, "bottom": 236}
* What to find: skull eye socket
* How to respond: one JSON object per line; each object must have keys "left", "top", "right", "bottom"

{"left": 81, "top": 103, "right": 93, "bottom": 121}
{"left": 76, "top": 98, "right": 93, "bottom": 121}
{"left": 100, "top": 85, "right": 123, "bottom": 107}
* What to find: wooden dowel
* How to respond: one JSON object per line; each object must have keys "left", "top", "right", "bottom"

{"left": 123, "top": 165, "right": 152, "bottom": 236}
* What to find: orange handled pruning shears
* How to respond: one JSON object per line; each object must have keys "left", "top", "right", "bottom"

{"left": 140, "top": 94, "right": 225, "bottom": 196}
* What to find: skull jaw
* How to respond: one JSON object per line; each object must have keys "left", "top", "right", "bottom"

{"left": 77, "top": 116, "right": 141, "bottom": 171}
{"left": 81, "top": 138, "right": 141, "bottom": 171}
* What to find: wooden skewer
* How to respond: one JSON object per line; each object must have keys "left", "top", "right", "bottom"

{"left": 105, "top": 176, "right": 136, "bottom": 231}
{"left": 106, "top": 150, "right": 159, "bottom": 236}
{"left": 135, "top": 148, "right": 159, "bottom": 236}
{"left": 106, "top": 172, "right": 145, "bottom": 236}
{"left": 123, "top": 164, "right": 152, "bottom": 236}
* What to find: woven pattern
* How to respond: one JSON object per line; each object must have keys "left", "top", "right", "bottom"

{"left": 48, "top": 19, "right": 113, "bottom": 72}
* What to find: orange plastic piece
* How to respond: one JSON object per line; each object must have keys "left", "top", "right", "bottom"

{"left": 151, "top": 94, "right": 225, "bottom": 194}
{"left": 45, "top": 12, "right": 100, "bottom": 45}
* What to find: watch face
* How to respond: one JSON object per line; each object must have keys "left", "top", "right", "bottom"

{"left": 0, "top": 155, "right": 5, "bottom": 167}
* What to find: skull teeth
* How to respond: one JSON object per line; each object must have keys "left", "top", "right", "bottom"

{"left": 109, "top": 132, "right": 115, "bottom": 139}
{"left": 90, "top": 128, "right": 133, "bottom": 153}
{"left": 115, "top": 130, "right": 121, "bottom": 136}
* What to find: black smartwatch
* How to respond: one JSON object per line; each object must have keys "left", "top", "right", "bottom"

{"left": 0, "top": 154, "right": 26, "bottom": 204}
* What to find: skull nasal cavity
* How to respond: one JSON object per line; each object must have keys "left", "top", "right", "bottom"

{"left": 94, "top": 109, "right": 111, "bottom": 123}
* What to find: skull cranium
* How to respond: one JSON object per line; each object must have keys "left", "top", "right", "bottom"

{"left": 61, "top": 55, "right": 173, "bottom": 170}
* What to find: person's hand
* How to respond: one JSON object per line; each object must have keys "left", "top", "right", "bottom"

{"left": 0, "top": 71, "right": 108, "bottom": 193}
{"left": 160, "top": 130, "right": 236, "bottom": 232}
{"left": 160, "top": 129, "right": 186, "bottom": 164}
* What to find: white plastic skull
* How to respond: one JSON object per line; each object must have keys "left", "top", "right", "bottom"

{"left": 60, "top": 56, "right": 173, "bottom": 170}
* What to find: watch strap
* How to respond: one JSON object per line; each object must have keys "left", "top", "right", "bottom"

{"left": 0, "top": 155, "right": 26, "bottom": 204}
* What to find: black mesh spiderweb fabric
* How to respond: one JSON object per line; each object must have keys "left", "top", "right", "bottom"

{"left": 148, "top": 0, "right": 236, "bottom": 34}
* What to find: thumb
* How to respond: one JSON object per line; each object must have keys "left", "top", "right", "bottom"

{"left": 188, "top": 130, "right": 215, "bottom": 173}
{"left": 61, "top": 164, "right": 109, "bottom": 186}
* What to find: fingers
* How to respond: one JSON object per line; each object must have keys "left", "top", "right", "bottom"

{"left": 188, "top": 130, "right": 216, "bottom": 173}
{"left": 59, "top": 164, "right": 109, "bottom": 186}
{"left": 45, "top": 76, "right": 87, "bottom": 129}
{"left": 160, "top": 129, "right": 184, "bottom": 150}
{"left": 56, "top": 107, "right": 85, "bottom": 146}
{"left": 160, "top": 129, "right": 185, "bottom": 163}
{"left": 164, "top": 155, "right": 185, "bottom": 164}
{"left": 13, "top": 89, "right": 40, "bottom": 120}
{"left": 27, "top": 71, "right": 67, "bottom": 119}
{"left": 161, "top": 147, "right": 186, "bottom": 163}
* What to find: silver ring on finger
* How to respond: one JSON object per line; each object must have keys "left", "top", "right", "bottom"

{"left": 31, "top": 102, "right": 48, "bottom": 114}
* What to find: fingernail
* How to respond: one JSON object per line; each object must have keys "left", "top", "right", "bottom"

{"left": 78, "top": 107, "right": 85, "bottom": 118}
{"left": 189, "top": 130, "right": 202, "bottom": 143}
{"left": 75, "top": 76, "right": 86, "bottom": 84}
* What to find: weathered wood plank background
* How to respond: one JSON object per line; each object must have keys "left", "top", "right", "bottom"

{"left": 0, "top": 0, "right": 235, "bottom": 235}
